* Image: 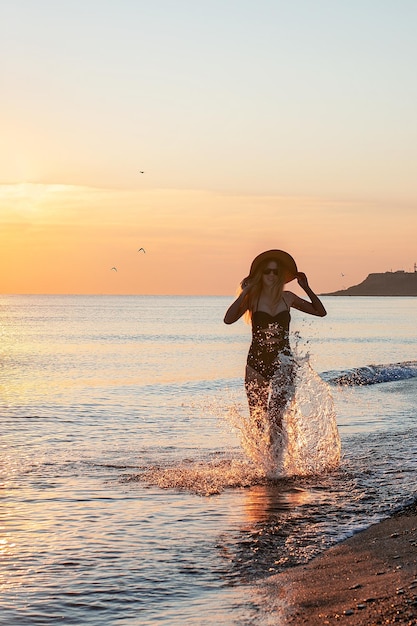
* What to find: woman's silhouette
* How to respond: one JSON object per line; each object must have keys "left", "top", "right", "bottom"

{"left": 224, "top": 250, "right": 326, "bottom": 440}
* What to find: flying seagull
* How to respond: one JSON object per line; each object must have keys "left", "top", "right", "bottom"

{"left": 138, "top": 248, "right": 146, "bottom": 253}
{"left": 111, "top": 267, "right": 118, "bottom": 272}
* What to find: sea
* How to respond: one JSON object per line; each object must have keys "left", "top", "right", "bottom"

{"left": 1, "top": 294, "right": 417, "bottom": 625}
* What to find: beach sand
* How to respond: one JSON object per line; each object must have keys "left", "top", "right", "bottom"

{"left": 263, "top": 500, "right": 417, "bottom": 624}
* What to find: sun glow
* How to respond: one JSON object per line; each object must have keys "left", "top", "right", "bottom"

{"left": 1, "top": 182, "right": 416, "bottom": 295}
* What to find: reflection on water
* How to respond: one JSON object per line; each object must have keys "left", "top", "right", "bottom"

{"left": 216, "top": 477, "right": 344, "bottom": 584}
{"left": 242, "top": 483, "right": 316, "bottom": 523}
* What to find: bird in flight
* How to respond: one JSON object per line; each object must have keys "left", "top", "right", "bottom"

{"left": 111, "top": 267, "right": 118, "bottom": 272}
{"left": 139, "top": 171, "right": 144, "bottom": 174}
{"left": 138, "top": 248, "right": 146, "bottom": 253}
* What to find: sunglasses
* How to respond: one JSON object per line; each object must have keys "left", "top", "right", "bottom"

{"left": 263, "top": 268, "right": 278, "bottom": 275}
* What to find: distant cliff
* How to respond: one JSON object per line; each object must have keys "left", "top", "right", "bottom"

{"left": 322, "top": 271, "right": 417, "bottom": 296}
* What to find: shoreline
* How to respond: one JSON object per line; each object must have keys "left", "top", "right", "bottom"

{"left": 262, "top": 500, "right": 417, "bottom": 624}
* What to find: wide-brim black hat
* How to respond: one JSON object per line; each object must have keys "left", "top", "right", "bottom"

{"left": 248, "top": 249, "right": 298, "bottom": 283}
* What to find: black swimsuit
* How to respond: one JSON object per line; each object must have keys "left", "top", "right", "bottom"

{"left": 247, "top": 306, "right": 291, "bottom": 381}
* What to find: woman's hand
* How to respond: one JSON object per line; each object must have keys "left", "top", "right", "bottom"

{"left": 241, "top": 278, "right": 254, "bottom": 292}
{"left": 292, "top": 272, "right": 327, "bottom": 317}
{"left": 296, "top": 272, "right": 309, "bottom": 291}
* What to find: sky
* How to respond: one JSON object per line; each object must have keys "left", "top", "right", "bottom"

{"left": 1, "top": 0, "right": 417, "bottom": 295}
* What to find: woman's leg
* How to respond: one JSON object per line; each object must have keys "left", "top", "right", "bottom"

{"left": 269, "top": 354, "right": 295, "bottom": 435}
{"left": 245, "top": 365, "right": 270, "bottom": 429}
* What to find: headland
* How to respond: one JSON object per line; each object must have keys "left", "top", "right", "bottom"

{"left": 322, "top": 270, "right": 417, "bottom": 296}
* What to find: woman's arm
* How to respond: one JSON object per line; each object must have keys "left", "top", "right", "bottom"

{"left": 224, "top": 284, "right": 251, "bottom": 324}
{"left": 287, "top": 272, "right": 327, "bottom": 317}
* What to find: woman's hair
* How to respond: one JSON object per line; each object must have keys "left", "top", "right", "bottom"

{"left": 239, "top": 259, "right": 286, "bottom": 323}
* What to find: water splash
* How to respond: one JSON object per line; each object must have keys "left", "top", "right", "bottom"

{"left": 124, "top": 458, "right": 265, "bottom": 496}
{"left": 128, "top": 347, "right": 341, "bottom": 496}
{"left": 227, "top": 351, "right": 341, "bottom": 479}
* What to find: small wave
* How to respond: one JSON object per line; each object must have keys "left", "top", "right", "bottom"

{"left": 324, "top": 360, "right": 417, "bottom": 386}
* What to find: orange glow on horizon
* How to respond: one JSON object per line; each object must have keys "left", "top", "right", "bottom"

{"left": 1, "top": 183, "right": 416, "bottom": 296}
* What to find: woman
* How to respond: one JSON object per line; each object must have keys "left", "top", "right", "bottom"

{"left": 224, "top": 250, "right": 327, "bottom": 438}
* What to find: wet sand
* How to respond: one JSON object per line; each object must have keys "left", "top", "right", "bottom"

{"left": 265, "top": 500, "right": 417, "bottom": 624}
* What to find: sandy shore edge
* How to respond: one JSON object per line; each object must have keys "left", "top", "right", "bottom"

{"left": 261, "top": 500, "right": 417, "bottom": 624}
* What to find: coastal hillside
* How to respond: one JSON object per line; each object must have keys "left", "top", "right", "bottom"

{"left": 322, "top": 271, "right": 417, "bottom": 296}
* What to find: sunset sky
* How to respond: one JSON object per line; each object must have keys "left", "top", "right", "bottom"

{"left": 1, "top": 0, "right": 417, "bottom": 295}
